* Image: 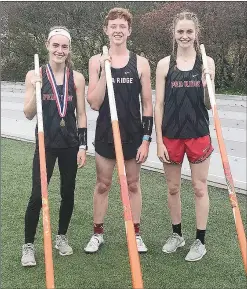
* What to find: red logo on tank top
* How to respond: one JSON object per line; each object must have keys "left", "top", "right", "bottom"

{"left": 171, "top": 81, "right": 201, "bottom": 88}
{"left": 42, "top": 94, "right": 73, "bottom": 101}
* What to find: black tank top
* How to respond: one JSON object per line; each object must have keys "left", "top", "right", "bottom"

{"left": 95, "top": 52, "right": 142, "bottom": 144}
{"left": 35, "top": 66, "right": 79, "bottom": 148}
{"left": 162, "top": 54, "right": 210, "bottom": 139}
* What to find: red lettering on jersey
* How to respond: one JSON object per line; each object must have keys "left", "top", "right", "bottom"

{"left": 171, "top": 81, "right": 178, "bottom": 88}
{"left": 42, "top": 94, "right": 50, "bottom": 100}
{"left": 171, "top": 80, "right": 202, "bottom": 88}
{"left": 43, "top": 94, "right": 73, "bottom": 101}
{"left": 195, "top": 81, "right": 201, "bottom": 87}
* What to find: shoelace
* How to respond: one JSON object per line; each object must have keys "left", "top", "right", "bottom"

{"left": 191, "top": 240, "right": 202, "bottom": 251}
{"left": 90, "top": 236, "right": 100, "bottom": 247}
{"left": 136, "top": 236, "right": 143, "bottom": 246}
{"left": 23, "top": 245, "right": 34, "bottom": 256}
{"left": 58, "top": 235, "right": 68, "bottom": 246}
{"left": 168, "top": 233, "right": 180, "bottom": 244}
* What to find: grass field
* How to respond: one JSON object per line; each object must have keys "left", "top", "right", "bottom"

{"left": 1, "top": 138, "right": 246, "bottom": 289}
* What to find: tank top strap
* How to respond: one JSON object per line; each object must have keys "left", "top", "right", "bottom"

{"left": 127, "top": 51, "right": 139, "bottom": 80}
{"left": 68, "top": 68, "right": 74, "bottom": 87}
{"left": 128, "top": 51, "right": 136, "bottom": 65}
{"left": 41, "top": 65, "right": 46, "bottom": 81}
{"left": 99, "top": 51, "right": 136, "bottom": 75}
{"left": 193, "top": 54, "right": 203, "bottom": 73}
{"left": 196, "top": 53, "right": 203, "bottom": 64}
{"left": 169, "top": 54, "right": 176, "bottom": 69}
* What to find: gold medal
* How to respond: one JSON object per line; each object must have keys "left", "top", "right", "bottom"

{"left": 60, "top": 118, "right": 65, "bottom": 127}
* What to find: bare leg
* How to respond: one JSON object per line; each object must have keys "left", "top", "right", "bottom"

{"left": 125, "top": 158, "right": 148, "bottom": 252}
{"left": 84, "top": 153, "right": 115, "bottom": 253}
{"left": 184, "top": 158, "right": 210, "bottom": 261}
{"left": 190, "top": 157, "right": 210, "bottom": 230}
{"left": 125, "top": 159, "right": 141, "bottom": 224}
{"left": 162, "top": 163, "right": 185, "bottom": 253}
{"left": 93, "top": 153, "right": 115, "bottom": 224}
{"left": 164, "top": 163, "right": 182, "bottom": 225}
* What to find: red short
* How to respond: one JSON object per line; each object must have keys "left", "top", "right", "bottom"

{"left": 162, "top": 135, "right": 214, "bottom": 164}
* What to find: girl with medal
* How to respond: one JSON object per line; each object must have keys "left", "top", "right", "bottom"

{"left": 22, "top": 26, "right": 87, "bottom": 267}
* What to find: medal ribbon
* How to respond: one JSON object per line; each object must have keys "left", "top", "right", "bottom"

{"left": 46, "top": 64, "right": 69, "bottom": 117}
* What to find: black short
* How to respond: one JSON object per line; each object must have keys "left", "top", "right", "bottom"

{"left": 94, "top": 138, "right": 142, "bottom": 160}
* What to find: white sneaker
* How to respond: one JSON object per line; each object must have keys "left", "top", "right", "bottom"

{"left": 55, "top": 235, "right": 73, "bottom": 256}
{"left": 136, "top": 235, "right": 148, "bottom": 253}
{"left": 185, "top": 239, "right": 206, "bottom": 261}
{"left": 21, "top": 243, "right": 36, "bottom": 267}
{"left": 162, "top": 233, "right": 185, "bottom": 253}
{"left": 84, "top": 234, "right": 104, "bottom": 253}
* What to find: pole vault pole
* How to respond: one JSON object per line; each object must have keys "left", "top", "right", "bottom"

{"left": 34, "top": 54, "right": 55, "bottom": 288}
{"left": 103, "top": 46, "right": 144, "bottom": 289}
{"left": 200, "top": 44, "right": 247, "bottom": 275}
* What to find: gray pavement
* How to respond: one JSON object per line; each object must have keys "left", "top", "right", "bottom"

{"left": 1, "top": 81, "right": 246, "bottom": 193}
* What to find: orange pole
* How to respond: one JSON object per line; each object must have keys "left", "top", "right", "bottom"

{"left": 112, "top": 121, "right": 144, "bottom": 288}
{"left": 103, "top": 47, "right": 144, "bottom": 289}
{"left": 200, "top": 45, "right": 247, "bottom": 275}
{"left": 34, "top": 54, "right": 55, "bottom": 288}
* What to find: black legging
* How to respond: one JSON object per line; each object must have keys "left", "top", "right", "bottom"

{"left": 25, "top": 146, "right": 78, "bottom": 243}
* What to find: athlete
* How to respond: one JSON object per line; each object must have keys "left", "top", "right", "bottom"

{"left": 21, "top": 26, "right": 87, "bottom": 266}
{"left": 84, "top": 8, "right": 153, "bottom": 253}
{"left": 155, "top": 11, "right": 215, "bottom": 261}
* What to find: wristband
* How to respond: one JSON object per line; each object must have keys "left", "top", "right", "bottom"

{"left": 78, "top": 128, "right": 88, "bottom": 150}
{"left": 79, "top": 145, "right": 87, "bottom": 150}
{"left": 142, "top": 116, "right": 153, "bottom": 136}
{"left": 142, "top": 135, "right": 152, "bottom": 142}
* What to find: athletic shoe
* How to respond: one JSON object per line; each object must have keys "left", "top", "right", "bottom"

{"left": 185, "top": 239, "right": 206, "bottom": 261}
{"left": 55, "top": 235, "right": 73, "bottom": 256}
{"left": 162, "top": 233, "right": 185, "bottom": 253}
{"left": 84, "top": 234, "right": 104, "bottom": 253}
{"left": 136, "top": 235, "right": 148, "bottom": 253}
{"left": 21, "top": 243, "right": 36, "bottom": 267}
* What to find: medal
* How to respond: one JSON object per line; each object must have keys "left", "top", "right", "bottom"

{"left": 60, "top": 118, "right": 65, "bottom": 127}
{"left": 46, "top": 64, "right": 69, "bottom": 124}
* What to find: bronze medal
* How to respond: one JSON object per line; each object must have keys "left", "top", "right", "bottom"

{"left": 60, "top": 118, "right": 65, "bottom": 127}
{"left": 46, "top": 64, "right": 68, "bottom": 124}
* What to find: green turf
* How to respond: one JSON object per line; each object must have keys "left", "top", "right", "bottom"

{"left": 1, "top": 138, "right": 246, "bottom": 289}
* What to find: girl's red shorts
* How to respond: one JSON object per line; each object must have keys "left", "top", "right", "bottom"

{"left": 162, "top": 135, "right": 214, "bottom": 164}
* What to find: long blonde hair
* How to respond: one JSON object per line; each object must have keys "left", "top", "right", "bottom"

{"left": 171, "top": 11, "right": 201, "bottom": 56}
{"left": 47, "top": 26, "right": 73, "bottom": 69}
